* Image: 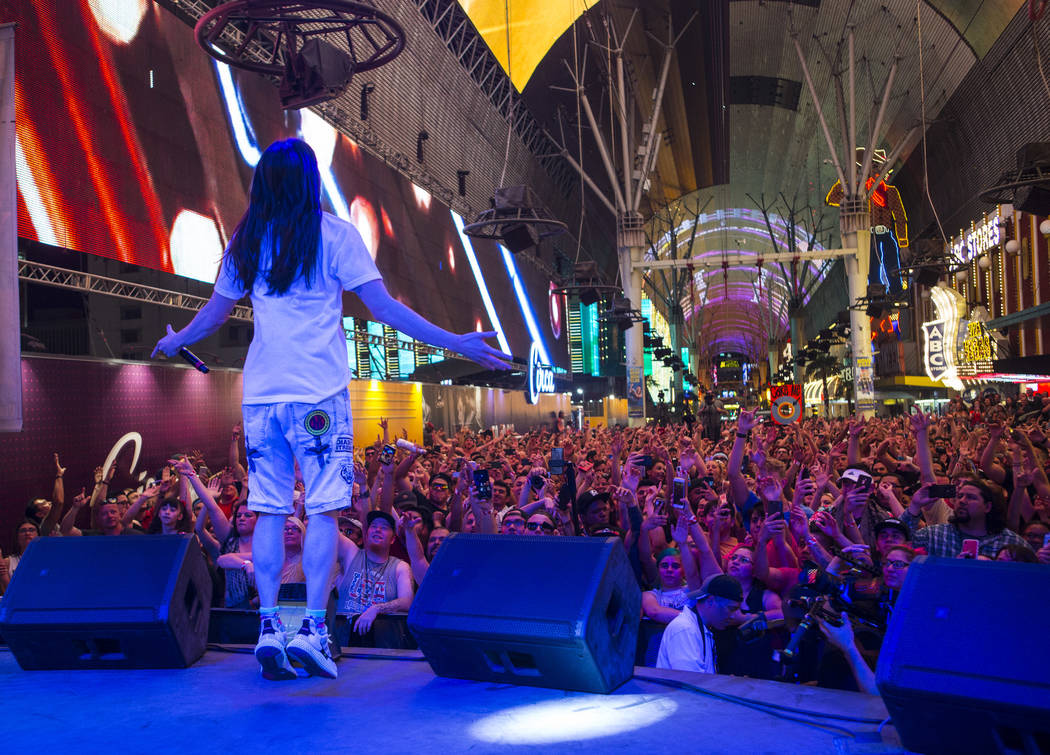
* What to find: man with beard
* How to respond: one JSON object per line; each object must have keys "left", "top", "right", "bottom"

{"left": 900, "top": 479, "right": 1032, "bottom": 559}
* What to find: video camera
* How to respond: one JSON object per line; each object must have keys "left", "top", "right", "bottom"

{"left": 780, "top": 557, "right": 889, "bottom": 663}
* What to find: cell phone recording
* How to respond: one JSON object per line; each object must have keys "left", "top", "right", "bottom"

{"left": 473, "top": 469, "right": 492, "bottom": 500}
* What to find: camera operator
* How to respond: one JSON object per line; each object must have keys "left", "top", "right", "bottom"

{"left": 816, "top": 610, "right": 878, "bottom": 695}
{"left": 656, "top": 574, "right": 743, "bottom": 674}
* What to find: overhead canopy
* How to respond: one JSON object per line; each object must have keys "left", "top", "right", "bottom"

{"left": 456, "top": 0, "right": 1025, "bottom": 355}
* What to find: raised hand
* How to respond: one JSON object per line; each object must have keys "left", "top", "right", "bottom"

{"left": 911, "top": 484, "right": 944, "bottom": 509}
{"left": 170, "top": 457, "right": 195, "bottom": 476}
{"left": 875, "top": 480, "right": 898, "bottom": 504}
{"left": 788, "top": 504, "right": 808, "bottom": 542}
{"left": 792, "top": 475, "right": 815, "bottom": 507}
{"left": 737, "top": 409, "right": 759, "bottom": 434}
{"left": 93, "top": 466, "right": 104, "bottom": 485}
{"left": 810, "top": 510, "right": 840, "bottom": 539}
{"left": 758, "top": 514, "right": 786, "bottom": 544}
{"left": 72, "top": 488, "right": 88, "bottom": 508}
{"left": 908, "top": 405, "right": 930, "bottom": 434}
{"left": 757, "top": 475, "right": 783, "bottom": 503}
{"left": 848, "top": 416, "right": 867, "bottom": 438}
{"left": 54, "top": 453, "right": 66, "bottom": 478}
{"left": 670, "top": 508, "right": 692, "bottom": 544}
{"left": 642, "top": 509, "right": 669, "bottom": 532}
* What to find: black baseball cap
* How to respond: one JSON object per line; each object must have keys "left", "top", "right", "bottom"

{"left": 366, "top": 510, "right": 397, "bottom": 531}
{"left": 687, "top": 574, "right": 744, "bottom": 603}
{"left": 577, "top": 489, "right": 611, "bottom": 513}
{"left": 874, "top": 518, "right": 910, "bottom": 540}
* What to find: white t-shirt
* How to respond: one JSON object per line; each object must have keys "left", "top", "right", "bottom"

{"left": 656, "top": 606, "right": 716, "bottom": 674}
{"left": 214, "top": 212, "right": 381, "bottom": 404}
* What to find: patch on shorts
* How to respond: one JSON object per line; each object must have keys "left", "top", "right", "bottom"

{"left": 340, "top": 464, "right": 355, "bottom": 485}
{"left": 304, "top": 410, "right": 331, "bottom": 436}
{"left": 335, "top": 436, "right": 353, "bottom": 453}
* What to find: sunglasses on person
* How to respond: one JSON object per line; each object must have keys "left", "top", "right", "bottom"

{"left": 526, "top": 521, "right": 555, "bottom": 532}
{"left": 430, "top": 482, "right": 449, "bottom": 490}
{"left": 884, "top": 559, "right": 910, "bottom": 569}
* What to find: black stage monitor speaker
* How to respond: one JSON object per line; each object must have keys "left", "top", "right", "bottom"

{"left": 408, "top": 534, "right": 640, "bottom": 694}
{"left": 0, "top": 535, "right": 212, "bottom": 670}
{"left": 876, "top": 557, "right": 1050, "bottom": 754}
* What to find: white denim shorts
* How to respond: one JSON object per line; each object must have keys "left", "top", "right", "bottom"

{"left": 242, "top": 389, "right": 355, "bottom": 516}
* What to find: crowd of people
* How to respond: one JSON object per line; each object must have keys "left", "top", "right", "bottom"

{"left": 4, "top": 389, "right": 1049, "bottom": 693}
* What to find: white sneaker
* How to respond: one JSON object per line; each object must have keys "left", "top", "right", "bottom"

{"left": 255, "top": 616, "right": 297, "bottom": 681}
{"left": 286, "top": 618, "right": 337, "bottom": 678}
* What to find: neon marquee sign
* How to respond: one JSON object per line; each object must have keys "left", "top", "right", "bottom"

{"left": 922, "top": 286, "right": 965, "bottom": 391}
{"left": 949, "top": 207, "right": 1002, "bottom": 264}
{"left": 526, "top": 342, "right": 555, "bottom": 404}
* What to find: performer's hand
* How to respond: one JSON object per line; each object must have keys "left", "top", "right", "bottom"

{"left": 151, "top": 324, "right": 184, "bottom": 359}
{"left": 452, "top": 331, "right": 513, "bottom": 371}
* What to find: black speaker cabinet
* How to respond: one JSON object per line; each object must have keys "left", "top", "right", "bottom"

{"left": 0, "top": 535, "right": 212, "bottom": 669}
{"left": 408, "top": 534, "right": 640, "bottom": 694}
{"left": 876, "top": 557, "right": 1050, "bottom": 754}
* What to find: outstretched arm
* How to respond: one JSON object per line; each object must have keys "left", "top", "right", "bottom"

{"left": 354, "top": 280, "right": 511, "bottom": 370}
{"left": 152, "top": 291, "right": 239, "bottom": 358}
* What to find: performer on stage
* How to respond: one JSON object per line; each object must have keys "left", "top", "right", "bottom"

{"left": 152, "top": 138, "right": 510, "bottom": 680}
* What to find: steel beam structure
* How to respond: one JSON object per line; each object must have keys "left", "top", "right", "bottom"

{"left": 18, "top": 260, "right": 456, "bottom": 360}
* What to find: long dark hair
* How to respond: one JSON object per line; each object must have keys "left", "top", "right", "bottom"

{"left": 958, "top": 478, "right": 1008, "bottom": 535}
{"left": 225, "top": 138, "right": 322, "bottom": 295}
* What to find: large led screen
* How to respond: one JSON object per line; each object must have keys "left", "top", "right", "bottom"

{"left": 10, "top": 0, "right": 565, "bottom": 367}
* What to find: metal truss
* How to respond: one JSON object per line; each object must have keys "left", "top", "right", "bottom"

{"left": 18, "top": 259, "right": 456, "bottom": 360}
{"left": 411, "top": 0, "right": 578, "bottom": 199}
{"left": 19, "top": 260, "right": 256, "bottom": 322}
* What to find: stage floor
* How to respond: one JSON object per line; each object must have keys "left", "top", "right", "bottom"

{"left": 1, "top": 647, "right": 906, "bottom": 753}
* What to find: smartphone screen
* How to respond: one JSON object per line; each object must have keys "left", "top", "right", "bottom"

{"left": 672, "top": 477, "right": 686, "bottom": 504}
{"left": 766, "top": 498, "right": 783, "bottom": 518}
{"left": 654, "top": 498, "right": 667, "bottom": 515}
{"left": 799, "top": 468, "right": 811, "bottom": 480}
{"left": 961, "top": 539, "right": 978, "bottom": 558}
{"left": 550, "top": 447, "right": 564, "bottom": 476}
{"left": 929, "top": 484, "right": 956, "bottom": 499}
{"left": 380, "top": 445, "right": 396, "bottom": 465}
{"left": 473, "top": 469, "right": 492, "bottom": 500}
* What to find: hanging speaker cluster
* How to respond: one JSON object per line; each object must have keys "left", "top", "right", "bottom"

{"left": 463, "top": 186, "right": 568, "bottom": 254}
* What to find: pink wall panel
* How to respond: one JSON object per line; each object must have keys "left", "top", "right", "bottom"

{"left": 0, "top": 356, "right": 243, "bottom": 545}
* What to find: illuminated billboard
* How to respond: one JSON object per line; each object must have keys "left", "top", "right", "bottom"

{"left": 12, "top": 0, "right": 564, "bottom": 367}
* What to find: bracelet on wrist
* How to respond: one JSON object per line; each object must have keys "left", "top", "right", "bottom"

{"left": 737, "top": 432, "right": 748, "bottom": 439}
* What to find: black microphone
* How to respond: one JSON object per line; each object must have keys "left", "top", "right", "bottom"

{"left": 178, "top": 347, "right": 209, "bottom": 373}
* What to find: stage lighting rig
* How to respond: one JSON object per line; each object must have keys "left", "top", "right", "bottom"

{"left": 194, "top": 0, "right": 406, "bottom": 110}
{"left": 553, "top": 260, "right": 619, "bottom": 307}
{"left": 463, "top": 186, "right": 568, "bottom": 253}
{"left": 980, "top": 143, "right": 1050, "bottom": 215}
{"left": 598, "top": 294, "right": 644, "bottom": 332}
